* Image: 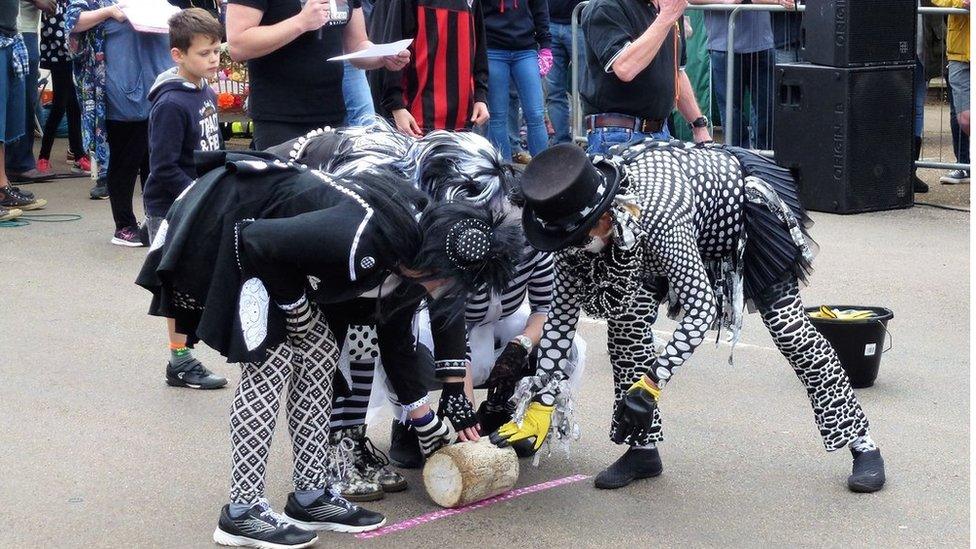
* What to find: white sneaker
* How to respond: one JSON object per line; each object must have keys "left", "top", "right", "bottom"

{"left": 940, "top": 170, "right": 970, "bottom": 185}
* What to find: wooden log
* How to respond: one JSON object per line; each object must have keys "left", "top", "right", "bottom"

{"left": 422, "top": 439, "right": 520, "bottom": 508}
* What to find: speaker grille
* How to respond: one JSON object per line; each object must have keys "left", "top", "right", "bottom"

{"left": 773, "top": 63, "right": 914, "bottom": 213}
{"left": 802, "top": 0, "right": 916, "bottom": 67}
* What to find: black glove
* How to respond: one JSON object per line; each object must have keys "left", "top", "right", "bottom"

{"left": 610, "top": 382, "right": 659, "bottom": 445}
{"left": 476, "top": 399, "right": 512, "bottom": 436}
{"left": 437, "top": 381, "right": 479, "bottom": 432}
{"left": 485, "top": 341, "right": 528, "bottom": 394}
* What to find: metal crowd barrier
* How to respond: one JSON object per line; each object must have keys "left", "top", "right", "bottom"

{"left": 569, "top": 2, "right": 970, "bottom": 172}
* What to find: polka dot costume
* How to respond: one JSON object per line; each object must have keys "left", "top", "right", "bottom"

{"left": 532, "top": 140, "right": 871, "bottom": 450}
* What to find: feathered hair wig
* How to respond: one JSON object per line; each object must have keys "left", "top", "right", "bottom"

{"left": 408, "top": 130, "right": 520, "bottom": 212}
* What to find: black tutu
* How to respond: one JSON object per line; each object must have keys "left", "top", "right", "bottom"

{"left": 726, "top": 147, "right": 818, "bottom": 306}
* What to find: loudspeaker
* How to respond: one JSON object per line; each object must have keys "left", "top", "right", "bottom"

{"left": 800, "top": 0, "right": 916, "bottom": 67}
{"left": 773, "top": 63, "right": 914, "bottom": 214}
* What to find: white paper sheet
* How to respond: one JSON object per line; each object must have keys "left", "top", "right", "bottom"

{"left": 327, "top": 39, "right": 413, "bottom": 61}
{"left": 121, "top": 0, "right": 181, "bottom": 34}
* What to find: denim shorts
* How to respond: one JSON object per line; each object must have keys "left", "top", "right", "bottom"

{"left": 948, "top": 60, "right": 970, "bottom": 113}
{"left": 0, "top": 46, "right": 26, "bottom": 144}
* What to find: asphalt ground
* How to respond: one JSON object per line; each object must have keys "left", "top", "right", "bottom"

{"left": 0, "top": 139, "right": 970, "bottom": 548}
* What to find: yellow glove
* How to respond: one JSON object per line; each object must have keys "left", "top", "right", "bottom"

{"left": 631, "top": 376, "right": 661, "bottom": 400}
{"left": 490, "top": 402, "right": 554, "bottom": 451}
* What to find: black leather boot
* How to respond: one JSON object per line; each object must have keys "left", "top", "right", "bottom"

{"left": 389, "top": 420, "right": 424, "bottom": 469}
{"left": 593, "top": 446, "right": 663, "bottom": 489}
{"left": 847, "top": 448, "right": 886, "bottom": 493}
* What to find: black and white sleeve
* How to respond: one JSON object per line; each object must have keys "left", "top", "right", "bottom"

{"left": 645, "top": 222, "right": 716, "bottom": 386}
{"left": 532, "top": 257, "right": 584, "bottom": 406}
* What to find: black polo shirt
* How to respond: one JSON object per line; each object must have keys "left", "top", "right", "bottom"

{"left": 230, "top": 0, "right": 362, "bottom": 124}
{"left": 580, "top": 0, "right": 685, "bottom": 120}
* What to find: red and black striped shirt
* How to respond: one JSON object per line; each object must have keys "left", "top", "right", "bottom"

{"left": 369, "top": 0, "right": 489, "bottom": 133}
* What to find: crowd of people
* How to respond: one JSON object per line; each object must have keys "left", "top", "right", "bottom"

{"left": 0, "top": 0, "right": 968, "bottom": 548}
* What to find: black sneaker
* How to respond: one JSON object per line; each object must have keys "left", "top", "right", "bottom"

{"left": 283, "top": 490, "right": 386, "bottom": 533}
{"left": 847, "top": 448, "right": 885, "bottom": 493}
{"left": 389, "top": 420, "right": 424, "bottom": 469}
{"left": 0, "top": 185, "right": 47, "bottom": 211}
{"left": 10, "top": 186, "right": 34, "bottom": 200}
{"left": 214, "top": 500, "right": 317, "bottom": 549}
{"left": 89, "top": 181, "right": 109, "bottom": 200}
{"left": 594, "top": 446, "right": 663, "bottom": 490}
{"left": 166, "top": 359, "right": 228, "bottom": 389}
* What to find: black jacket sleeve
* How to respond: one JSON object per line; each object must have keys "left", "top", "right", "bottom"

{"left": 472, "top": 0, "right": 490, "bottom": 105}
{"left": 428, "top": 295, "right": 469, "bottom": 379}
{"left": 376, "top": 295, "right": 430, "bottom": 405}
{"left": 373, "top": 0, "right": 415, "bottom": 112}
{"left": 532, "top": 0, "right": 551, "bottom": 50}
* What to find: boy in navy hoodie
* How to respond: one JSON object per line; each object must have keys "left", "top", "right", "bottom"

{"left": 144, "top": 7, "right": 227, "bottom": 390}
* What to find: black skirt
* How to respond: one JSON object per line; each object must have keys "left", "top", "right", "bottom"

{"left": 726, "top": 147, "right": 818, "bottom": 306}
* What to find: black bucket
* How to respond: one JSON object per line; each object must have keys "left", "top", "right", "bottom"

{"left": 805, "top": 306, "right": 894, "bottom": 388}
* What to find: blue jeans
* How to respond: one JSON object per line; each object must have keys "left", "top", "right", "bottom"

{"left": 343, "top": 60, "right": 375, "bottom": 126}
{"left": 6, "top": 32, "right": 39, "bottom": 172}
{"left": 547, "top": 22, "right": 586, "bottom": 145}
{"left": 710, "top": 48, "right": 774, "bottom": 149}
{"left": 0, "top": 45, "right": 26, "bottom": 144}
{"left": 585, "top": 124, "right": 670, "bottom": 156}
{"left": 508, "top": 85, "right": 523, "bottom": 153}
{"left": 487, "top": 49, "right": 548, "bottom": 159}
{"left": 913, "top": 58, "right": 926, "bottom": 138}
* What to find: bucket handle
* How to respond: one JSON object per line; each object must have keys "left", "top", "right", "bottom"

{"left": 878, "top": 321, "right": 893, "bottom": 354}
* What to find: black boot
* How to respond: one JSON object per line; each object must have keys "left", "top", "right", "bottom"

{"left": 593, "top": 446, "right": 663, "bottom": 490}
{"left": 912, "top": 136, "right": 929, "bottom": 193}
{"left": 847, "top": 448, "right": 886, "bottom": 493}
{"left": 389, "top": 420, "right": 424, "bottom": 469}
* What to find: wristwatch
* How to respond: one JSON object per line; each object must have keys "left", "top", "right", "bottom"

{"left": 689, "top": 116, "right": 709, "bottom": 129}
{"left": 512, "top": 335, "right": 533, "bottom": 353}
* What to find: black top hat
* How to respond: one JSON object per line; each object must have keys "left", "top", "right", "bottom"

{"left": 520, "top": 144, "right": 620, "bottom": 252}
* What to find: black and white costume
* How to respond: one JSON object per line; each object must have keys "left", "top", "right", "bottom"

{"left": 137, "top": 153, "right": 397, "bottom": 505}
{"left": 518, "top": 140, "right": 874, "bottom": 454}
{"left": 269, "top": 125, "right": 484, "bottom": 424}
{"left": 137, "top": 149, "right": 518, "bottom": 511}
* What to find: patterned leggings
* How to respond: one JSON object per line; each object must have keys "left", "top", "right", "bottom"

{"left": 229, "top": 308, "right": 339, "bottom": 505}
{"left": 330, "top": 325, "right": 378, "bottom": 431}
{"left": 617, "top": 278, "right": 870, "bottom": 451}
{"left": 756, "top": 279, "right": 869, "bottom": 451}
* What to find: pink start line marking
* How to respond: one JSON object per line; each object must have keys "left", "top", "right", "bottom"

{"left": 354, "top": 474, "right": 592, "bottom": 539}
